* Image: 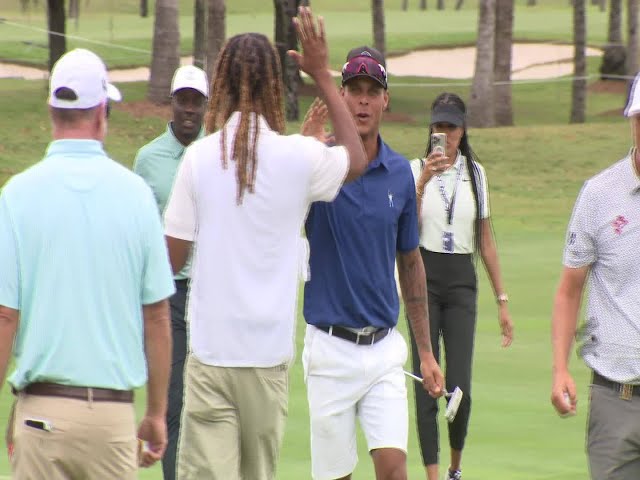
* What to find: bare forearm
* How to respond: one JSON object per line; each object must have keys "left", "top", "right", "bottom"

{"left": 166, "top": 236, "right": 192, "bottom": 275}
{"left": 314, "top": 71, "right": 367, "bottom": 181}
{"left": 0, "top": 307, "right": 19, "bottom": 388}
{"left": 397, "top": 249, "right": 431, "bottom": 356}
{"left": 143, "top": 300, "right": 172, "bottom": 418}
{"left": 480, "top": 220, "right": 505, "bottom": 296}
{"left": 551, "top": 293, "right": 581, "bottom": 374}
{"left": 551, "top": 266, "right": 589, "bottom": 373}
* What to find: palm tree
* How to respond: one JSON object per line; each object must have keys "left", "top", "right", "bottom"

{"left": 47, "top": 0, "right": 66, "bottom": 71}
{"left": 420, "top": 0, "right": 427, "bottom": 9}
{"left": 206, "top": 0, "right": 226, "bottom": 81}
{"left": 570, "top": 0, "right": 586, "bottom": 123}
{"left": 148, "top": 0, "right": 180, "bottom": 104}
{"left": 275, "top": 0, "right": 302, "bottom": 120}
{"left": 628, "top": 0, "right": 639, "bottom": 84}
{"left": 468, "top": 0, "right": 496, "bottom": 127}
{"left": 372, "top": 0, "right": 386, "bottom": 59}
{"left": 437, "top": 0, "right": 444, "bottom": 8}
{"left": 193, "top": 0, "right": 206, "bottom": 69}
{"left": 599, "top": 0, "right": 624, "bottom": 79}
{"left": 494, "top": 0, "right": 514, "bottom": 126}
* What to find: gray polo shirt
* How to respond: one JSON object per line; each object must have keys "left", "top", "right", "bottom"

{"left": 564, "top": 150, "right": 640, "bottom": 384}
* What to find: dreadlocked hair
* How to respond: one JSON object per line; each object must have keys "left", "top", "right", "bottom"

{"left": 424, "top": 92, "right": 484, "bottom": 254}
{"left": 205, "top": 33, "right": 286, "bottom": 204}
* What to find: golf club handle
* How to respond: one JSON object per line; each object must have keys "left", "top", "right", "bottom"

{"left": 402, "top": 371, "right": 450, "bottom": 396}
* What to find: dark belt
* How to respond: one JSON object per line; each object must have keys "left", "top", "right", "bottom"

{"left": 318, "top": 325, "right": 390, "bottom": 346}
{"left": 21, "top": 383, "right": 134, "bottom": 403}
{"left": 592, "top": 371, "right": 640, "bottom": 400}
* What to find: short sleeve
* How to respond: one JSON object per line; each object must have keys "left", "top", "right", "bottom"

{"left": 563, "top": 182, "right": 596, "bottom": 268}
{"left": 470, "top": 161, "right": 490, "bottom": 219}
{"left": 397, "top": 173, "right": 420, "bottom": 252}
{"left": 0, "top": 194, "right": 20, "bottom": 309}
{"left": 164, "top": 148, "right": 197, "bottom": 241}
{"left": 141, "top": 188, "right": 176, "bottom": 305}
{"left": 409, "top": 158, "right": 422, "bottom": 185}
{"left": 298, "top": 135, "right": 349, "bottom": 202}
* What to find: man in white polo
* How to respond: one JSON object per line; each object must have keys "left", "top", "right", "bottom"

{"left": 551, "top": 74, "right": 640, "bottom": 479}
{"left": 164, "top": 8, "right": 368, "bottom": 479}
{"left": 0, "top": 49, "right": 175, "bottom": 479}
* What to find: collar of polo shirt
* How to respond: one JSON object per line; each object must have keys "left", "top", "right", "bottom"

{"left": 629, "top": 148, "right": 640, "bottom": 193}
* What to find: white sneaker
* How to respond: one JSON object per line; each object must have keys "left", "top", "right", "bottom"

{"left": 446, "top": 469, "right": 462, "bottom": 480}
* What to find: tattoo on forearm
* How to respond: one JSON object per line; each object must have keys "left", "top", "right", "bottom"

{"left": 397, "top": 249, "right": 431, "bottom": 353}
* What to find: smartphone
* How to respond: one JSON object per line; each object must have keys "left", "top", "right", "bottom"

{"left": 431, "top": 132, "right": 447, "bottom": 155}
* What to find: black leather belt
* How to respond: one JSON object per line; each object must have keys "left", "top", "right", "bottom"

{"left": 592, "top": 371, "right": 640, "bottom": 399}
{"left": 21, "top": 383, "right": 134, "bottom": 403}
{"left": 318, "top": 325, "right": 390, "bottom": 345}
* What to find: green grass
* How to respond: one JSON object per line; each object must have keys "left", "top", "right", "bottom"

{"left": 0, "top": 71, "right": 629, "bottom": 478}
{"left": 0, "top": 0, "right": 634, "bottom": 474}
{"left": 0, "top": 0, "right": 624, "bottom": 69}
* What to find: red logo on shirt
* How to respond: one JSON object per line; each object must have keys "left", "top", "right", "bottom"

{"left": 612, "top": 215, "right": 629, "bottom": 235}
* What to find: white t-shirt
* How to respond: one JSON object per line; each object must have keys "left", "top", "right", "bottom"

{"left": 164, "top": 112, "right": 349, "bottom": 367}
{"left": 410, "top": 153, "right": 490, "bottom": 254}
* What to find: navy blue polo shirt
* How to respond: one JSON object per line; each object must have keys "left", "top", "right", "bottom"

{"left": 304, "top": 137, "right": 419, "bottom": 329}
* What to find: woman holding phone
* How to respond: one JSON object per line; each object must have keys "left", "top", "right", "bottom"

{"left": 408, "top": 92, "right": 514, "bottom": 480}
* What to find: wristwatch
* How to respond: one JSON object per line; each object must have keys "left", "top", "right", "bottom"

{"left": 496, "top": 293, "right": 509, "bottom": 304}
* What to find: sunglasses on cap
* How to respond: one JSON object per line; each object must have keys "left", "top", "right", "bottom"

{"left": 341, "top": 56, "right": 388, "bottom": 89}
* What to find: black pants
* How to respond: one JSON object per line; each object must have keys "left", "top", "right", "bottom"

{"left": 408, "top": 248, "right": 477, "bottom": 466}
{"left": 162, "top": 279, "right": 188, "bottom": 480}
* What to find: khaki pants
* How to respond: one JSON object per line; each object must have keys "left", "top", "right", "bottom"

{"left": 11, "top": 393, "right": 137, "bottom": 480}
{"left": 177, "top": 355, "right": 288, "bottom": 480}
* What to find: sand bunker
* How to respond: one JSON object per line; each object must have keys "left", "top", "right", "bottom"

{"left": 0, "top": 43, "right": 602, "bottom": 83}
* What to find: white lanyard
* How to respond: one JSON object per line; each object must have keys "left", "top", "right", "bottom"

{"left": 435, "top": 158, "right": 464, "bottom": 226}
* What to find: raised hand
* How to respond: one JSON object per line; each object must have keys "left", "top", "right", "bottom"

{"left": 287, "top": 7, "right": 330, "bottom": 80}
{"left": 301, "top": 97, "right": 333, "bottom": 144}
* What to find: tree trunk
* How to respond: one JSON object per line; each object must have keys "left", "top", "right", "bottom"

{"left": 47, "top": 0, "right": 66, "bottom": 72}
{"left": 193, "top": 0, "right": 206, "bottom": 69}
{"left": 608, "top": 0, "right": 622, "bottom": 43}
{"left": 437, "top": 0, "right": 444, "bottom": 9}
{"left": 140, "top": 0, "right": 148, "bottom": 17}
{"left": 372, "top": 0, "right": 386, "bottom": 59}
{"left": 494, "top": 0, "right": 514, "bottom": 126}
{"left": 206, "top": 0, "right": 226, "bottom": 81}
{"left": 402, "top": 0, "right": 408, "bottom": 10}
{"left": 148, "top": 0, "right": 180, "bottom": 104}
{"left": 468, "top": 0, "right": 496, "bottom": 127}
{"left": 527, "top": 0, "right": 536, "bottom": 5}
{"left": 628, "top": 0, "right": 639, "bottom": 80}
{"left": 570, "top": 0, "right": 587, "bottom": 123}
{"left": 455, "top": 0, "right": 464, "bottom": 10}
{"left": 284, "top": 0, "right": 300, "bottom": 121}
{"left": 68, "top": 0, "right": 78, "bottom": 19}
{"left": 420, "top": 0, "right": 427, "bottom": 8}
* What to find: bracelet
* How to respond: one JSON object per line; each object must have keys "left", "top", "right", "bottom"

{"left": 496, "top": 293, "right": 509, "bottom": 304}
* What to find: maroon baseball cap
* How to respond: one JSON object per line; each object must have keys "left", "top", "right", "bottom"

{"left": 341, "top": 46, "right": 388, "bottom": 89}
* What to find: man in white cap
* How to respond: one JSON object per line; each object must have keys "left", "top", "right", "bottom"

{"left": 551, "top": 74, "right": 640, "bottom": 479}
{"left": 0, "top": 48, "right": 175, "bottom": 479}
{"left": 133, "top": 64, "right": 208, "bottom": 480}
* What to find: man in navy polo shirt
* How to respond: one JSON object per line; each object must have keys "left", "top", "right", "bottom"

{"left": 302, "top": 46, "right": 444, "bottom": 480}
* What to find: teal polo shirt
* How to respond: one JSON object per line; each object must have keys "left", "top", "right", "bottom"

{"left": 133, "top": 124, "right": 203, "bottom": 280}
{"left": 0, "top": 139, "right": 176, "bottom": 391}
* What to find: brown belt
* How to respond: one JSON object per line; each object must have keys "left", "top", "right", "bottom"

{"left": 592, "top": 372, "right": 640, "bottom": 400}
{"left": 22, "top": 383, "right": 134, "bottom": 403}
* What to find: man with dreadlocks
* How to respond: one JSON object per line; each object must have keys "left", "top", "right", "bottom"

{"left": 163, "top": 7, "right": 368, "bottom": 480}
{"left": 300, "top": 46, "right": 444, "bottom": 480}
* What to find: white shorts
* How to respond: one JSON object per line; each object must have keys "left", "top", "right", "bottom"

{"left": 302, "top": 325, "right": 409, "bottom": 480}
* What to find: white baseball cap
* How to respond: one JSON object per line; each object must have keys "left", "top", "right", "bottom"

{"left": 170, "top": 65, "right": 209, "bottom": 97}
{"left": 48, "top": 48, "right": 122, "bottom": 109}
{"left": 625, "top": 72, "right": 640, "bottom": 117}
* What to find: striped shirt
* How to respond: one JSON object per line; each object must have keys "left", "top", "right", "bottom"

{"left": 564, "top": 150, "right": 640, "bottom": 384}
